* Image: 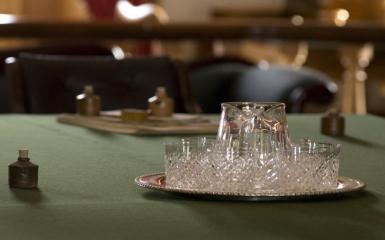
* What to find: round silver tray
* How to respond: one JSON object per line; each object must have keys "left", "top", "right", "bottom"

{"left": 135, "top": 173, "right": 366, "bottom": 201}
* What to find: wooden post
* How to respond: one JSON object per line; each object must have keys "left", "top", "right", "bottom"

{"left": 339, "top": 43, "right": 373, "bottom": 114}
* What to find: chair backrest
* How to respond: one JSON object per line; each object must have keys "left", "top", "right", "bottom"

{"left": 189, "top": 58, "right": 253, "bottom": 113}
{"left": 0, "top": 44, "right": 113, "bottom": 113}
{"left": 6, "top": 54, "right": 199, "bottom": 114}
{"left": 232, "top": 66, "right": 338, "bottom": 113}
{"left": 189, "top": 63, "right": 337, "bottom": 113}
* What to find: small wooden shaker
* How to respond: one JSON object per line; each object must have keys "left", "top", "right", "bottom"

{"left": 9, "top": 149, "right": 38, "bottom": 189}
{"left": 76, "top": 85, "right": 101, "bottom": 116}
{"left": 321, "top": 109, "right": 345, "bottom": 136}
{"left": 148, "top": 87, "right": 174, "bottom": 117}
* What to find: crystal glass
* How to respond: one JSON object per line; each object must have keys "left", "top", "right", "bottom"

{"left": 163, "top": 102, "right": 341, "bottom": 194}
{"left": 214, "top": 102, "right": 290, "bottom": 193}
{"left": 164, "top": 137, "right": 216, "bottom": 189}
{"left": 284, "top": 141, "right": 340, "bottom": 191}
{"left": 217, "top": 102, "right": 290, "bottom": 153}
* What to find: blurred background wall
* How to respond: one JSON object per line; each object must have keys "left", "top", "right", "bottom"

{"left": 0, "top": 0, "right": 384, "bottom": 114}
{"left": 0, "top": 0, "right": 89, "bottom": 19}
{"left": 160, "top": 0, "right": 285, "bottom": 21}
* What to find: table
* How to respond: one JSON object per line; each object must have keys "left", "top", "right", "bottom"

{"left": 0, "top": 114, "right": 384, "bottom": 239}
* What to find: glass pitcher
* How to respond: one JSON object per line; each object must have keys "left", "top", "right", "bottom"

{"left": 217, "top": 102, "right": 290, "bottom": 159}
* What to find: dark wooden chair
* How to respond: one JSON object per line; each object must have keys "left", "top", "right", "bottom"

{"left": 5, "top": 54, "right": 199, "bottom": 114}
{"left": 0, "top": 43, "right": 114, "bottom": 113}
{"left": 189, "top": 57, "right": 255, "bottom": 113}
{"left": 231, "top": 66, "right": 337, "bottom": 113}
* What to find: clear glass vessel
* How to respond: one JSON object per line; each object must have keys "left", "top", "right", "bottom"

{"left": 163, "top": 102, "right": 341, "bottom": 194}
{"left": 217, "top": 102, "right": 290, "bottom": 161}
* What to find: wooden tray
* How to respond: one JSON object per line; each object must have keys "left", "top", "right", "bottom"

{"left": 56, "top": 113, "right": 218, "bottom": 135}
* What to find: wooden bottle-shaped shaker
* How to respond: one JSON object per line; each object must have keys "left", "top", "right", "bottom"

{"left": 321, "top": 109, "right": 345, "bottom": 136}
{"left": 76, "top": 85, "right": 101, "bottom": 116}
{"left": 9, "top": 150, "right": 38, "bottom": 189}
{"left": 148, "top": 87, "right": 174, "bottom": 117}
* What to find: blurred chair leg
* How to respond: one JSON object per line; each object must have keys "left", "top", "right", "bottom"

{"left": 173, "top": 60, "right": 202, "bottom": 114}
{"left": 339, "top": 43, "right": 373, "bottom": 114}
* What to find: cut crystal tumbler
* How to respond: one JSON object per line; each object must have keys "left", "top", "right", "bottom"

{"left": 164, "top": 102, "right": 340, "bottom": 194}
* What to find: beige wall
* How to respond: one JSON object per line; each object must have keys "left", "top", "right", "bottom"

{"left": 0, "top": 0, "right": 286, "bottom": 21}
{"left": 0, "top": 0, "right": 23, "bottom": 14}
{"left": 324, "top": 0, "right": 385, "bottom": 20}
{"left": 0, "top": 0, "right": 89, "bottom": 49}
{"left": 0, "top": 0, "right": 89, "bottom": 20}
{"left": 160, "top": 0, "right": 286, "bottom": 21}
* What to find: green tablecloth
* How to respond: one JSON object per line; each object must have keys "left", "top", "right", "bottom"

{"left": 0, "top": 114, "right": 384, "bottom": 240}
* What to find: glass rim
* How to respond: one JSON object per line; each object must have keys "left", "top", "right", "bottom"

{"left": 291, "top": 141, "right": 341, "bottom": 148}
{"left": 289, "top": 142, "right": 341, "bottom": 155}
{"left": 221, "top": 102, "right": 285, "bottom": 108}
{"left": 164, "top": 136, "right": 217, "bottom": 146}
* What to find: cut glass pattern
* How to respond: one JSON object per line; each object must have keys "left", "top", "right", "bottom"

{"left": 164, "top": 102, "right": 340, "bottom": 194}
